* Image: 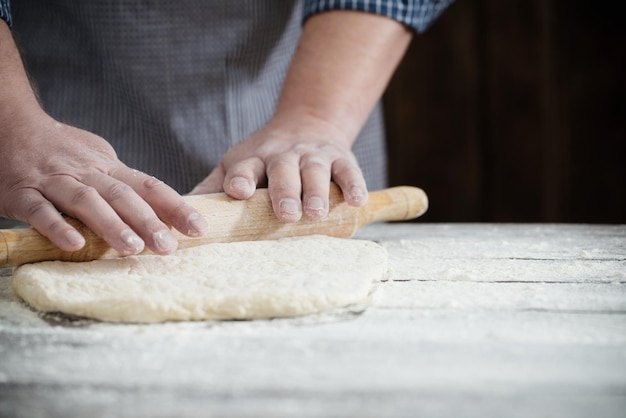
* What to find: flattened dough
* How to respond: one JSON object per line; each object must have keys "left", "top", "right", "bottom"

{"left": 12, "top": 236, "right": 387, "bottom": 323}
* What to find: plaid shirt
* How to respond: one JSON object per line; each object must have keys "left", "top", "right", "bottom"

{"left": 303, "top": 0, "right": 453, "bottom": 32}
{"left": 1, "top": 0, "right": 452, "bottom": 32}
{"left": 0, "top": 0, "right": 10, "bottom": 27}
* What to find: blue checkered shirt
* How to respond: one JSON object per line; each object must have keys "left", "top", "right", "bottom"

{"left": 0, "top": 0, "right": 10, "bottom": 27}
{"left": 1, "top": 0, "right": 451, "bottom": 32}
{"left": 303, "top": 0, "right": 453, "bottom": 32}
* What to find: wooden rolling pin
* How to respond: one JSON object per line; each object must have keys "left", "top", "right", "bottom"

{"left": 0, "top": 185, "right": 427, "bottom": 267}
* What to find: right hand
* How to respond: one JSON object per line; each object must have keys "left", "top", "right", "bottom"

{"left": 0, "top": 112, "right": 208, "bottom": 255}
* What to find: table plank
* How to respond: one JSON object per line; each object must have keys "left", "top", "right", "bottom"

{"left": 378, "top": 281, "right": 626, "bottom": 312}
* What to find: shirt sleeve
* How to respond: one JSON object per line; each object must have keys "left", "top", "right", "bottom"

{"left": 302, "top": 0, "right": 454, "bottom": 33}
{"left": 0, "top": 0, "right": 11, "bottom": 29}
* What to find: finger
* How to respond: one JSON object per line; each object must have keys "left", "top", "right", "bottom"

{"left": 111, "top": 167, "right": 209, "bottom": 241}
{"left": 41, "top": 176, "right": 146, "bottom": 256}
{"left": 300, "top": 153, "right": 332, "bottom": 220}
{"left": 189, "top": 165, "right": 226, "bottom": 196}
{"left": 222, "top": 157, "right": 266, "bottom": 200}
{"left": 331, "top": 157, "right": 368, "bottom": 206}
{"left": 75, "top": 172, "right": 185, "bottom": 255}
{"left": 266, "top": 155, "right": 302, "bottom": 223}
{"left": 7, "top": 189, "right": 86, "bottom": 252}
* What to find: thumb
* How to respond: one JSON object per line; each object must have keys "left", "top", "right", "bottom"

{"left": 188, "top": 165, "right": 225, "bottom": 196}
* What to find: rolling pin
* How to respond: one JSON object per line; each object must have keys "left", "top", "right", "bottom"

{"left": 0, "top": 185, "right": 427, "bottom": 267}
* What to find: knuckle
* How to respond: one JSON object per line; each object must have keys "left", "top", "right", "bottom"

{"left": 267, "top": 158, "right": 297, "bottom": 173}
{"left": 270, "top": 180, "right": 299, "bottom": 196}
{"left": 46, "top": 219, "right": 68, "bottom": 235}
{"left": 292, "top": 144, "right": 311, "bottom": 155}
{"left": 335, "top": 156, "right": 356, "bottom": 166}
{"left": 1, "top": 189, "right": 40, "bottom": 220}
{"left": 139, "top": 175, "right": 172, "bottom": 201}
{"left": 226, "top": 166, "right": 251, "bottom": 179}
{"left": 71, "top": 185, "right": 99, "bottom": 206}
{"left": 300, "top": 155, "right": 328, "bottom": 171}
{"left": 23, "top": 197, "right": 49, "bottom": 220}
{"left": 160, "top": 201, "right": 189, "bottom": 223}
{"left": 106, "top": 182, "right": 132, "bottom": 202}
{"left": 232, "top": 156, "right": 262, "bottom": 173}
{"left": 143, "top": 176, "right": 165, "bottom": 190}
{"left": 332, "top": 158, "right": 356, "bottom": 174}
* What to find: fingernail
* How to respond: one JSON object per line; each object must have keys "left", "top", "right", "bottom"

{"left": 279, "top": 198, "right": 300, "bottom": 216}
{"left": 188, "top": 212, "right": 208, "bottom": 236}
{"left": 305, "top": 196, "right": 325, "bottom": 217}
{"left": 350, "top": 187, "right": 367, "bottom": 205}
{"left": 121, "top": 229, "right": 145, "bottom": 254}
{"left": 153, "top": 229, "right": 177, "bottom": 253}
{"left": 307, "top": 196, "right": 324, "bottom": 210}
{"left": 230, "top": 176, "right": 252, "bottom": 194}
{"left": 65, "top": 229, "right": 85, "bottom": 248}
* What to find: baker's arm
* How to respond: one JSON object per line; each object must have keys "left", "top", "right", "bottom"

{"left": 190, "top": 10, "right": 413, "bottom": 221}
{"left": 0, "top": 21, "right": 208, "bottom": 255}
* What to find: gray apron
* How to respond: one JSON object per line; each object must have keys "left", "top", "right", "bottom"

{"left": 4, "top": 1, "right": 386, "bottom": 229}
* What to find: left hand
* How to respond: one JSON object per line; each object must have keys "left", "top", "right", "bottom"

{"left": 190, "top": 10, "right": 413, "bottom": 221}
{"left": 189, "top": 116, "right": 368, "bottom": 222}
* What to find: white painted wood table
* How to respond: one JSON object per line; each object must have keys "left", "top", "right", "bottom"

{"left": 1, "top": 223, "right": 625, "bottom": 418}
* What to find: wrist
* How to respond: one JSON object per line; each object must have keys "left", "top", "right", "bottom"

{"left": 0, "top": 99, "right": 51, "bottom": 141}
{"left": 267, "top": 109, "right": 356, "bottom": 148}
{"left": 0, "top": 25, "right": 49, "bottom": 137}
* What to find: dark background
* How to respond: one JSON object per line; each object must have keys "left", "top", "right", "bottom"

{"left": 384, "top": 0, "right": 625, "bottom": 223}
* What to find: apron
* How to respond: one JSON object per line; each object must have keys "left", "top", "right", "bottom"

{"left": 10, "top": 0, "right": 387, "bottom": 194}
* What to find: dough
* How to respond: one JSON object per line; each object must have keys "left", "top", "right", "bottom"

{"left": 12, "top": 236, "right": 387, "bottom": 323}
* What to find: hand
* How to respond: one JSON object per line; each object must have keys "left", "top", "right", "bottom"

{"left": 0, "top": 114, "right": 208, "bottom": 255}
{"left": 189, "top": 116, "right": 368, "bottom": 222}
{"left": 189, "top": 10, "right": 412, "bottom": 221}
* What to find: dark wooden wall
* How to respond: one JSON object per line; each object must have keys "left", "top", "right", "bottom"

{"left": 384, "top": 0, "right": 625, "bottom": 223}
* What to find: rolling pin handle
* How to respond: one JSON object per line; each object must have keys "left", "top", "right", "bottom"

{"left": 360, "top": 186, "right": 428, "bottom": 226}
{"left": 0, "top": 231, "right": 8, "bottom": 268}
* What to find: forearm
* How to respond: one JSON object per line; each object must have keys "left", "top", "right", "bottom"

{"left": 0, "top": 20, "right": 207, "bottom": 255}
{"left": 0, "top": 21, "right": 45, "bottom": 129}
{"left": 193, "top": 11, "right": 412, "bottom": 217}
{"left": 272, "top": 10, "right": 413, "bottom": 144}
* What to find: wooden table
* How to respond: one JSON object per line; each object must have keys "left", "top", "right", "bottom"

{"left": 1, "top": 223, "right": 625, "bottom": 417}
